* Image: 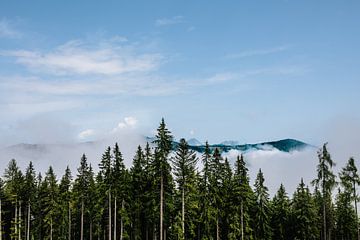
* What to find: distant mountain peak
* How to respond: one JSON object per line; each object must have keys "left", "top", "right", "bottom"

{"left": 187, "top": 138, "right": 203, "bottom": 146}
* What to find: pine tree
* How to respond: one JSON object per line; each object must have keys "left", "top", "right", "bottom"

{"left": 152, "top": 118, "right": 175, "bottom": 240}
{"left": 73, "top": 154, "right": 91, "bottom": 240}
{"left": 270, "top": 184, "right": 290, "bottom": 240}
{"left": 199, "top": 142, "right": 212, "bottom": 239}
{"left": 172, "top": 138, "right": 198, "bottom": 239}
{"left": 99, "top": 147, "right": 113, "bottom": 240}
{"left": 253, "top": 169, "right": 272, "bottom": 240}
{"left": 312, "top": 143, "right": 336, "bottom": 240}
{"left": 24, "top": 162, "right": 37, "bottom": 240}
{"left": 339, "top": 157, "right": 360, "bottom": 239}
{"left": 291, "top": 179, "right": 319, "bottom": 240}
{"left": 43, "top": 166, "right": 59, "bottom": 240}
{"left": 229, "top": 155, "right": 254, "bottom": 240}
{"left": 59, "top": 166, "right": 72, "bottom": 240}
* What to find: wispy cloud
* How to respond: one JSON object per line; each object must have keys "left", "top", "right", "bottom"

{"left": 1, "top": 40, "right": 163, "bottom": 75}
{"left": 0, "top": 18, "right": 22, "bottom": 39}
{"left": 225, "top": 45, "right": 290, "bottom": 59}
{"left": 155, "top": 16, "right": 184, "bottom": 26}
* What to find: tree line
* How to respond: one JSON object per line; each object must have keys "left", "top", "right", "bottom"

{"left": 0, "top": 119, "right": 359, "bottom": 240}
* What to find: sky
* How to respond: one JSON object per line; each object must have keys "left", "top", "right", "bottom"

{"left": 0, "top": 0, "right": 360, "bottom": 147}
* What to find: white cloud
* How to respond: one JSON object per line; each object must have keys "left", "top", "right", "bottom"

{"left": 78, "top": 129, "right": 96, "bottom": 140}
{"left": 112, "top": 116, "right": 138, "bottom": 133}
{"left": 0, "top": 19, "right": 21, "bottom": 38}
{"left": 155, "top": 16, "right": 184, "bottom": 26}
{"left": 1, "top": 40, "right": 162, "bottom": 75}
{"left": 225, "top": 45, "right": 290, "bottom": 59}
{"left": 190, "top": 129, "right": 195, "bottom": 135}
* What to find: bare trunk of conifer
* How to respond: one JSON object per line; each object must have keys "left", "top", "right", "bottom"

{"left": 19, "top": 201, "right": 22, "bottom": 240}
{"left": 160, "top": 175, "right": 163, "bottom": 240}
{"left": 90, "top": 220, "right": 93, "bottom": 240}
{"left": 323, "top": 174, "right": 326, "bottom": 240}
{"left": 27, "top": 202, "right": 30, "bottom": 240}
{"left": 0, "top": 199, "right": 2, "bottom": 240}
{"left": 182, "top": 188, "right": 185, "bottom": 239}
{"left": 146, "top": 225, "right": 148, "bottom": 240}
{"left": 109, "top": 190, "right": 112, "bottom": 240}
{"left": 114, "top": 197, "right": 117, "bottom": 240}
{"left": 68, "top": 202, "right": 71, "bottom": 240}
{"left": 81, "top": 200, "right": 84, "bottom": 240}
{"left": 120, "top": 199, "right": 124, "bottom": 240}
{"left": 354, "top": 181, "right": 359, "bottom": 240}
{"left": 241, "top": 200, "right": 244, "bottom": 240}
{"left": 15, "top": 200, "right": 18, "bottom": 238}
{"left": 216, "top": 217, "right": 219, "bottom": 240}
{"left": 154, "top": 226, "right": 157, "bottom": 240}
{"left": 50, "top": 218, "right": 53, "bottom": 240}
{"left": 164, "top": 229, "right": 166, "bottom": 240}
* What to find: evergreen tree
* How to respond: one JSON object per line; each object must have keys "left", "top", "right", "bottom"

{"left": 23, "top": 162, "right": 37, "bottom": 240}
{"left": 339, "top": 157, "right": 360, "bottom": 239}
{"left": 291, "top": 179, "right": 319, "bottom": 240}
{"left": 152, "top": 118, "right": 175, "bottom": 240}
{"left": 58, "top": 166, "right": 72, "bottom": 240}
{"left": 270, "top": 184, "right": 290, "bottom": 240}
{"left": 312, "top": 143, "right": 336, "bottom": 240}
{"left": 253, "top": 169, "right": 272, "bottom": 240}
{"left": 198, "top": 142, "right": 212, "bottom": 239}
{"left": 43, "top": 166, "right": 59, "bottom": 240}
{"left": 172, "top": 138, "right": 198, "bottom": 239}
{"left": 229, "top": 155, "right": 254, "bottom": 240}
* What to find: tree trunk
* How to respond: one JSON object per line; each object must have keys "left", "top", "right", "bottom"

{"left": 160, "top": 175, "right": 163, "bottom": 240}
{"left": 0, "top": 199, "right": 2, "bottom": 240}
{"left": 323, "top": 174, "right": 327, "bottom": 240}
{"left": 109, "top": 190, "right": 112, "bottom": 240}
{"left": 50, "top": 218, "right": 53, "bottom": 240}
{"left": 182, "top": 188, "right": 185, "bottom": 239}
{"left": 90, "top": 221, "right": 93, "bottom": 240}
{"left": 68, "top": 202, "right": 71, "bottom": 240}
{"left": 81, "top": 200, "right": 84, "bottom": 240}
{"left": 241, "top": 200, "right": 244, "bottom": 240}
{"left": 354, "top": 181, "right": 359, "bottom": 240}
{"left": 114, "top": 197, "right": 117, "bottom": 240}
{"left": 27, "top": 202, "right": 30, "bottom": 240}
{"left": 19, "top": 201, "right": 22, "bottom": 240}
{"left": 120, "top": 199, "right": 124, "bottom": 240}
{"left": 216, "top": 217, "right": 220, "bottom": 240}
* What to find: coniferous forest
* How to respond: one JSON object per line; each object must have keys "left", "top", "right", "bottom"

{"left": 0, "top": 119, "right": 359, "bottom": 240}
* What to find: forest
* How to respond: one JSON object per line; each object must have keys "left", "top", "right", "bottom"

{"left": 0, "top": 119, "right": 359, "bottom": 240}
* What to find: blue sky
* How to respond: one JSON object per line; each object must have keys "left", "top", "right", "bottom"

{"left": 0, "top": 1, "right": 359, "bottom": 146}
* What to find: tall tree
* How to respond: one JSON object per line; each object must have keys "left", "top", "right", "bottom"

{"left": 291, "top": 179, "right": 319, "bottom": 240}
{"left": 172, "top": 138, "right": 198, "bottom": 239}
{"left": 312, "top": 143, "right": 336, "bottom": 240}
{"left": 253, "top": 169, "right": 272, "bottom": 240}
{"left": 43, "top": 166, "right": 59, "bottom": 240}
{"left": 99, "top": 147, "right": 113, "bottom": 240}
{"left": 339, "top": 157, "right": 360, "bottom": 239}
{"left": 270, "top": 184, "right": 290, "bottom": 240}
{"left": 59, "top": 166, "right": 72, "bottom": 240}
{"left": 152, "top": 118, "right": 174, "bottom": 240}
{"left": 229, "top": 155, "right": 254, "bottom": 240}
{"left": 24, "top": 162, "right": 37, "bottom": 240}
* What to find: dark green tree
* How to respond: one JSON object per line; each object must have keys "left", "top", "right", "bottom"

{"left": 270, "top": 184, "right": 290, "bottom": 240}
{"left": 172, "top": 138, "right": 198, "bottom": 239}
{"left": 253, "top": 169, "right": 272, "bottom": 240}
{"left": 291, "top": 179, "right": 319, "bottom": 240}
{"left": 312, "top": 143, "right": 336, "bottom": 240}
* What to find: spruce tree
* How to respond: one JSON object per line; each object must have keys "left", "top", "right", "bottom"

{"left": 253, "top": 169, "right": 272, "bottom": 240}
{"left": 270, "top": 184, "right": 290, "bottom": 240}
{"left": 172, "top": 138, "right": 198, "bottom": 239}
{"left": 291, "top": 179, "right": 319, "bottom": 240}
{"left": 58, "top": 166, "right": 72, "bottom": 240}
{"left": 24, "top": 162, "right": 37, "bottom": 240}
{"left": 312, "top": 143, "right": 336, "bottom": 240}
{"left": 339, "top": 157, "right": 360, "bottom": 239}
{"left": 152, "top": 118, "right": 174, "bottom": 240}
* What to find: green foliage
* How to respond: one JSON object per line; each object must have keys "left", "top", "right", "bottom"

{"left": 0, "top": 122, "right": 358, "bottom": 240}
